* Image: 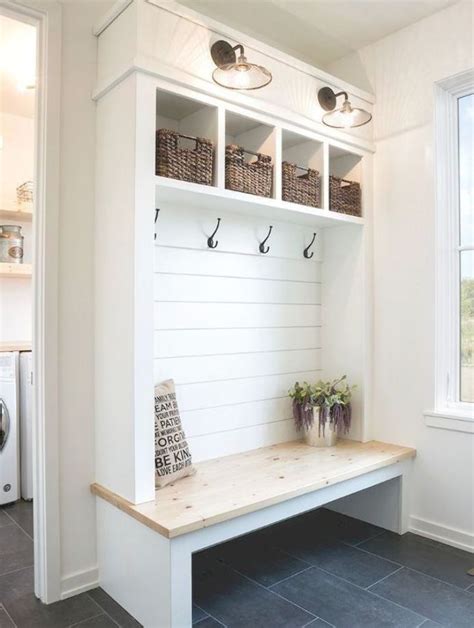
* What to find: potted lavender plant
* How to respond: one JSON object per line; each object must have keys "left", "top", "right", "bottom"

{"left": 289, "top": 376, "right": 355, "bottom": 447}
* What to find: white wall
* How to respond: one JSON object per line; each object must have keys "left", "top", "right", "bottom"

{"left": 56, "top": 0, "right": 113, "bottom": 596}
{"left": 328, "top": 0, "right": 474, "bottom": 551}
{"left": 0, "top": 111, "right": 34, "bottom": 342}
{"left": 0, "top": 112, "right": 34, "bottom": 207}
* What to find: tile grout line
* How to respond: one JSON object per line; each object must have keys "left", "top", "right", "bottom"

{"left": 193, "top": 601, "right": 226, "bottom": 627}
{"left": 320, "top": 565, "right": 429, "bottom": 622}
{"left": 366, "top": 565, "right": 404, "bottom": 590}
{"left": 0, "top": 602, "right": 18, "bottom": 628}
{"left": 68, "top": 611, "right": 106, "bottom": 628}
{"left": 101, "top": 610, "right": 121, "bottom": 627}
{"left": 268, "top": 565, "right": 314, "bottom": 588}
{"left": 0, "top": 564, "right": 34, "bottom": 579}
{"left": 195, "top": 610, "right": 227, "bottom": 627}
{"left": 2, "top": 507, "right": 34, "bottom": 542}
{"left": 85, "top": 593, "right": 122, "bottom": 627}
{"left": 192, "top": 602, "right": 209, "bottom": 624}
{"left": 353, "top": 542, "right": 474, "bottom": 592}
{"left": 213, "top": 560, "right": 318, "bottom": 620}
{"left": 303, "top": 616, "right": 335, "bottom": 628}
{"left": 351, "top": 529, "right": 386, "bottom": 547}
{"left": 274, "top": 562, "right": 426, "bottom": 624}
{"left": 0, "top": 512, "right": 15, "bottom": 528}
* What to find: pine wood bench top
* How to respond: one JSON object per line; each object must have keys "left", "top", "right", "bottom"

{"left": 91, "top": 440, "right": 415, "bottom": 539}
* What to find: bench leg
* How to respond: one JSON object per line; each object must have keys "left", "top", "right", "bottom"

{"left": 97, "top": 500, "right": 194, "bottom": 627}
{"left": 169, "top": 538, "right": 193, "bottom": 627}
{"left": 398, "top": 461, "right": 412, "bottom": 534}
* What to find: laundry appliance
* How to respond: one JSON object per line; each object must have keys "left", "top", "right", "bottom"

{"left": 0, "top": 352, "right": 20, "bottom": 505}
{"left": 20, "top": 351, "right": 33, "bottom": 500}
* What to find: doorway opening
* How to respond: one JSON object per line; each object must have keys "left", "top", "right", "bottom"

{"left": 0, "top": 4, "right": 38, "bottom": 601}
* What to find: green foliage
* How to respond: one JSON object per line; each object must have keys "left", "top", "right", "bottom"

{"left": 288, "top": 381, "right": 312, "bottom": 403}
{"left": 289, "top": 376, "right": 355, "bottom": 409}
{"left": 461, "top": 278, "right": 474, "bottom": 366}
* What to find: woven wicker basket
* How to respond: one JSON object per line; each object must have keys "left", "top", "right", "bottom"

{"left": 329, "top": 176, "right": 361, "bottom": 216}
{"left": 156, "top": 129, "right": 214, "bottom": 186}
{"left": 282, "top": 162, "right": 321, "bottom": 208}
{"left": 225, "top": 145, "right": 273, "bottom": 197}
{"left": 16, "top": 181, "right": 34, "bottom": 205}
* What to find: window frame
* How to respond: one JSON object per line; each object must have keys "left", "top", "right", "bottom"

{"left": 429, "top": 69, "right": 474, "bottom": 430}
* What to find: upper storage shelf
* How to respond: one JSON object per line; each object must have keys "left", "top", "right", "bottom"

{"left": 155, "top": 87, "right": 365, "bottom": 227}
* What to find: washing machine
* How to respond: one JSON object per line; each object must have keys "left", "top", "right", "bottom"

{"left": 0, "top": 352, "right": 20, "bottom": 505}
{"left": 19, "top": 351, "right": 33, "bottom": 500}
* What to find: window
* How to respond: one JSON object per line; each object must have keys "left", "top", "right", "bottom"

{"left": 429, "top": 70, "right": 474, "bottom": 430}
{"left": 458, "top": 94, "right": 473, "bottom": 403}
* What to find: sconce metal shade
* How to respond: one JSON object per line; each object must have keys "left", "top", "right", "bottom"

{"left": 211, "top": 40, "right": 272, "bottom": 90}
{"left": 318, "top": 86, "right": 372, "bottom": 129}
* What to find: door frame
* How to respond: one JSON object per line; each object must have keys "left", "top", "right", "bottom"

{"left": 0, "top": 0, "right": 62, "bottom": 603}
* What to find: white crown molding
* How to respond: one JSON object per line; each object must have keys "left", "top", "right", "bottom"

{"left": 93, "top": 0, "right": 375, "bottom": 106}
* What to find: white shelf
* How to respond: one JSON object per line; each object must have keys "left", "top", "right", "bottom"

{"left": 0, "top": 341, "right": 32, "bottom": 352}
{"left": 0, "top": 206, "right": 33, "bottom": 221}
{"left": 155, "top": 177, "right": 364, "bottom": 228}
{"left": 0, "top": 263, "right": 32, "bottom": 278}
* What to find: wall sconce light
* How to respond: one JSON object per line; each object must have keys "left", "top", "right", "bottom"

{"left": 210, "top": 40, "right": 272, "bottom": 90}
{"left": 318, "top": 87, "right": 372, "bottom": 128}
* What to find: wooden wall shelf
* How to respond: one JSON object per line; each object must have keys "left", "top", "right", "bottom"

{"left": 0, "top": 341, "right": 32, "bottom": 352}
{"left": 0, "top": 207, "right": 33, "bottom": 221}
{"left": 0, "top": 263, "right": 32, "bottom": 278}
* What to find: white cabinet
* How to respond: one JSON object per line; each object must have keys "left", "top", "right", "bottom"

{"left": 94, "top": 0, "right": 374, "bottom": 505}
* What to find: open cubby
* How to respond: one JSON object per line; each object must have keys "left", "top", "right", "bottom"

{"left": 282, "top": 130, "right": 324, "bottom": 209}
{"left": 225, "top": 111, "right": 276, "bottom": 198}
{"left": 329, "top": 146, "right": 363, "bottom": 216}
{"left": 156, "top": 89, "right": 218, "bottom": 186}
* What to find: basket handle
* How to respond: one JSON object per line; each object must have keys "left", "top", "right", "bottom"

{"left": 176, "top": 132, "right": 209, "bottom": 151}
{"left": 339, "top": 177, "right": 355, "bottom": 187}
{"left": 228, "top": 145, "right": 272, "bottom": 163}
{"left": 283, "top": 162, "right": 319, "bottom": 175}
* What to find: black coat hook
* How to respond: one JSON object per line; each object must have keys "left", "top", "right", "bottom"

{"left": 154, "top": 208, "right": 160, "bottom": 240}
{"left": 259, "top": 225, "right": 273, "bottom": 254}
{"left": 304, "top": 232, "right": 317, "bottom": 259}
{"left": 207, "top": 218, "right": 221, "bottom": 249}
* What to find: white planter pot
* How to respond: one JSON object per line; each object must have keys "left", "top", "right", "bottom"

{"left": 303, "top": 407, "right": 338, "bottom": 447}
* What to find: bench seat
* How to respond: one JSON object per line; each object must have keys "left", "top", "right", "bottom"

{"left": 92, "top": 438, "right": 415, "bottom": 627}
{"left": 91, "top": 439, "right": 415, "bottom": 539}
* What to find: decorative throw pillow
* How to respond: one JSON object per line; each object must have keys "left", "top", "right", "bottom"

{"left": 154, "top": 379, "right": 195, "bottom": 488}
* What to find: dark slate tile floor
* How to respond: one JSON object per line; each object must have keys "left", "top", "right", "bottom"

{"left": 1, "top": 501, "right": 473, "bottom": 627}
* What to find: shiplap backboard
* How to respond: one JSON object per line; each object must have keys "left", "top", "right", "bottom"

{"left": 154, "top": 205, "right": 323, "bottom": 461}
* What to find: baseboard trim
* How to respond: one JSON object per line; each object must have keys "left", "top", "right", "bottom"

{"left": 409, "top": 516, "right": 474, "bottom": 553}
{"left": 61, "top": 566, "right": 99, "bottom": 600}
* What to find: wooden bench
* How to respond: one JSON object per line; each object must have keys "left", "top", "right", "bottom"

{"left": 92, "top": 440, "right": 415, "bottom": 627}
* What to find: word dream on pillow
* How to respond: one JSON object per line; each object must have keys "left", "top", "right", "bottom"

{"left": 154, "top": 379, "right": 195, "bottom": 488}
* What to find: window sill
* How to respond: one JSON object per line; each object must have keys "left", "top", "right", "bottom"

{"left": 424, "top": 409, "right": 474, "bottom": 433}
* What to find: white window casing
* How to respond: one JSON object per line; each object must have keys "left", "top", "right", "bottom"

{"left": 425, "top": 69, "right": 474, "bottom": 432}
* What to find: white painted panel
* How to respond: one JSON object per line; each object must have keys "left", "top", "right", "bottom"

{"left": 175, "top": 370, "right": 320, "bottom": 411}
{"left": 154, "top": 208, "right": 323, "bottom": 461}
{"left": 155, "top": 302, "right": 320, "bottom": 329}
{"left": 154, "top": 274, "right": 321, "bottom": 304}
{"left": 154, "top": 327, "right": 321, "bottom": 357}
{"left": 181, "top": 397, "right": 292, "bottom": 437}
{"left": 188, "top": 419, "right": 299, "bottom": 462}
{"left": 155, "top": 246, "right": 321, "bottom": 281}
{"left": 154, "top": 348, "right": 321, "bottom": 384}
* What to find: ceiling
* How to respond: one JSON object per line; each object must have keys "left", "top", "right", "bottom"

{"left": 178, "top": 0, "right": 458, "bottom": 68}
{"left": 0, "top": 14, "right": 36, "bottom": 119}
